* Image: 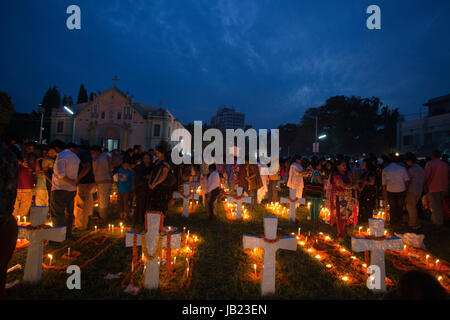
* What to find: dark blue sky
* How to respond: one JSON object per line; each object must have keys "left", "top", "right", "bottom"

{"left": 1, "top": 0, "right": 449, "bottom": 128}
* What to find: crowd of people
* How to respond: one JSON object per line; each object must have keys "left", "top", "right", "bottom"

{"left": 0, "top": 137, "right": 449, "bottom": 299}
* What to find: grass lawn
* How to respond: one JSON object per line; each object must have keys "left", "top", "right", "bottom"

{"left": 6, "top": 191, "right": 450, "bottom": 300}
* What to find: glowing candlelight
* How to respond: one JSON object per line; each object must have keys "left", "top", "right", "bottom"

{"left": 426, "top": 254, "right": 430, "bottom": 266}
{"left": 358, "top": 226, "right": 362, "bottom": 233}
{"left": 24, "top": 216, "right": 27, "bottom": 224}
{"left": 253, "top": 263, "right": 257, "bottom": 276}
{"left": 438, "top": 276, "right": 443, "bottom": 281}
{"left": 95, "top": 225, "right": 97, "bottom": 232}
{"left": 18, "top": 216, "right": 21, "bottom": 223}
{"left": 435, "top": 259, "right": 440, "bottom": 270}
{"left": 48, "top": 254, "right": 53, "bottom": 266}
{"left": 326, "top": 264, "right": 332, "bottom": 268}
{"left": 342, "top": 276, "right": 349, "bottom": 282}
{"left": 68, "top": 247, "right": 70, "bottom": 257}
{"left": 315, "top": 254, "right": 321, "bottom": 259}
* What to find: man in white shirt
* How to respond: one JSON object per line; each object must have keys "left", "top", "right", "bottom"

{"left": 206, "top": 164, "right": 221, "bottom": 220}
{"left": 382, "top": 155, "right": 410, "bottom": 227}
{"left": 49, "top": 142, "right": 80, "bottom": 239}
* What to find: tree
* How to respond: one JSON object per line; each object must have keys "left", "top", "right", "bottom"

{"left": 0, "top": 92, "right": 14, "bottom": 138}
{"left": 77, "top": 84, "right": 88, "bottom": 104}
{"left": 40, "top": 86, "right": 61, "bottom": 141}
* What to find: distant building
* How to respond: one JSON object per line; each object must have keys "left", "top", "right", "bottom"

{"left": 397, "top": 94, "right": 450, "bottom": 155}
{"left": 50, "top": 86, "right": 184, "bottom": 151}
{"left": 210, "top": 106, "right": 245, "bottom": 131}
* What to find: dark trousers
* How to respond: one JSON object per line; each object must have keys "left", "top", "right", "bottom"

{"left": 0, "top": 217, "right": 18, "bottom": 300}
{"left": 50, "top": 190, "right": 76, "bottom": 237}
{"left": 118, "top": 192, "right": 131, "bottom": 215}
{"left": 206, "top": 188, "right": 221, "bottom": 219}
{"left": 387, "top": 191, "right": 406, "bottom": 226}
{"left": 134, "top": 191, "right": 150, "bottom": 226}
{"left": 248, "top": 189, "right": 257, "bottom": 209}
{"left": 268, "top": 180, "right": 279, "bottom": 203}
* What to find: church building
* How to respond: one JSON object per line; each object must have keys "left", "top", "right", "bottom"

{"left": 50, "top": 84, "right": 184, "bottom": 151}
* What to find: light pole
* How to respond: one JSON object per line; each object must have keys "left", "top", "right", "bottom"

{"left": 64, "top": 106, "right": 76, "bottom": 143}
{"left": 38, "top": 104, "right": 45, "bottom": 144}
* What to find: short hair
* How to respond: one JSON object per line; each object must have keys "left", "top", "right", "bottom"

{"left": 50, "top": 140, "right": 66, "bottom": 150}
{"left": 67, "top": 142, "right": 78, "bottom": 149}
{"left": 209, "top": 164, "right": 217, "bottom": 171}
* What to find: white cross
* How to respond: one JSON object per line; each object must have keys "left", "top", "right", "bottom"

{"left": 125, "top": 213, "right": 181, "bottom": 290}
{"left": 226, "top": 186, "right": 251, "bottom": 220}
{"left": 20, "top": 206, "right": 66, "bottom": 283}
{"left": 280, "top": 188, "right": 305, "bottom": 223}
{"left": 351, "top": 218, "right": 403, "bottom": 292}
{"left": 173, "top": 184, "right": 199, "bottom": 218}
{"left": 243, "top": 216, "right": 297, "bottom": 296}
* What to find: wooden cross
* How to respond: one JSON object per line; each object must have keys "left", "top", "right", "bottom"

{"left": 226, "top": 186, "right": 251, "bottom": 220}
{"left": 243, "top": 216, "right": 297, "bottom": 295}
{"left": 173, "top": 184, "right": 199, "bottom": 218}
{"left": 125, "top": 212, "right": 181, "bottom": 290}
{"left": 351, "top": 218, "right": 403, "bottom": 292}
{"left": 280, "top": 188, "right": 305, "bottom": 223}
{"left": 112, "top": 75, "right": 119, "bottom": 87}
{"left": 20, "top": 206, "right": 66, "bottom": 283}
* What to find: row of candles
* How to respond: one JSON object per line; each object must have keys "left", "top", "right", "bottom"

{"left": 223, "top": 199, "right": 251, "bottom": 220}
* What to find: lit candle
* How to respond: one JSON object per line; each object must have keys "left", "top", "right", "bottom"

{"left": 48, "top": 254, "right": 53, "bottom": 266}
{"left": 298, "top": 227, "right": 301, "bottom": 236}
{"left": 95, "top": 225, "right": 97, "bottom": 232}
{"left": 68, "top": 247, "right": 70, "bottom": 257}
{"left": 426, "top": 254, "right": 430, "bottom": 266}
{"left": 253, "top": 263, "right": 257, "bottom": 276}
{"left": 24, "top": 216, "right": 27, "bottom": 224}
{"left": 18, "top": 216, "right": 21, "bottom": 223}
{"left": 435, "top": 259, "right": 439, "bottom": 270}
{"left": 358, "top": 226, "right": 362, "bottom": 233}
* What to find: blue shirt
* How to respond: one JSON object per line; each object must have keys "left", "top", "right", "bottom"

{"left": 117, "top": 168, "right": 134, "bottom": 193}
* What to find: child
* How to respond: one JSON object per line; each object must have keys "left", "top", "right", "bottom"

{"left": 117, "top": 160, "right": 134, "bottom": 220}
{"left": 206, "top": 164, "right": 221, "bottom": 220}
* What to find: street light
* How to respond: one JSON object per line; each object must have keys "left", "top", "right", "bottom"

{"left": 38, "top": 104, "right": 45, "bottom": 144}
{"left": 63, "top": 106, "right": 76, "bottom": 143}
{"left": 318, "top": 134, "right": 327, "bottom": 140}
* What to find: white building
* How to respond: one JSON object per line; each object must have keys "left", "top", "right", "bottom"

{"left": 50, "top": 86, "right": 184, "bottom": 151}
{"left": 397, "top": 94, "right": 450, "bottom": 155}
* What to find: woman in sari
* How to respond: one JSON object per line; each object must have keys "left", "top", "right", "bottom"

{"left": 148, "top": 145, "right": 172, "bottom": 215}
{"left": 331, "top": 160, "right": 355, "bottom": 240}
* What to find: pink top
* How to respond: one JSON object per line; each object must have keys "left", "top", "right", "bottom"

{"left": 424, "top": 159, "right": 448, "bottom": 193}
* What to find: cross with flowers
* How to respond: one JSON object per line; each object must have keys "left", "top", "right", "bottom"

{"left": 243, "top": 216, "right": 297, "bottom": 295}
{"left": 351, "top": 218, "right": 403, "bottom": 293}
{"left": 173, "top": 184, "right": 199, "bottom": 218}
{"left": 125, "top": 212, "right": 181, "bottom": 290}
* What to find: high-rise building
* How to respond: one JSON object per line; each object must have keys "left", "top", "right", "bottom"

{"left": 210, "top": 106, "right": 245, "bottom": 131}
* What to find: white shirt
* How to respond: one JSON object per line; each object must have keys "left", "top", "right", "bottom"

{"left": 287, "top": 162, "right": 304, "bottom": 190}
{"left": 52, "top": 149, "right": 80, "bottom": 192}
{"left": 206, "top": 171, "right": 221, "bottom": 193}
{"left": 382, "top": 163, "right": 410, "bottom": 193}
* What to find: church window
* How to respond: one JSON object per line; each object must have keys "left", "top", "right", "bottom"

{"left": 154, "top": 124, "right": 161, "bottom": 137}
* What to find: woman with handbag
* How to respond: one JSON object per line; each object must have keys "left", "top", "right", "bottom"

{"left": 306, "top": 161, "right": 324, "bottom": 222}
{"left": 148, "top": 144, "right": 175, "bottom": 215}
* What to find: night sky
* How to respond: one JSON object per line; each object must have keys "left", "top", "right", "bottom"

{"left": 1, "top": 0, "right": 449, "bottom": 128}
